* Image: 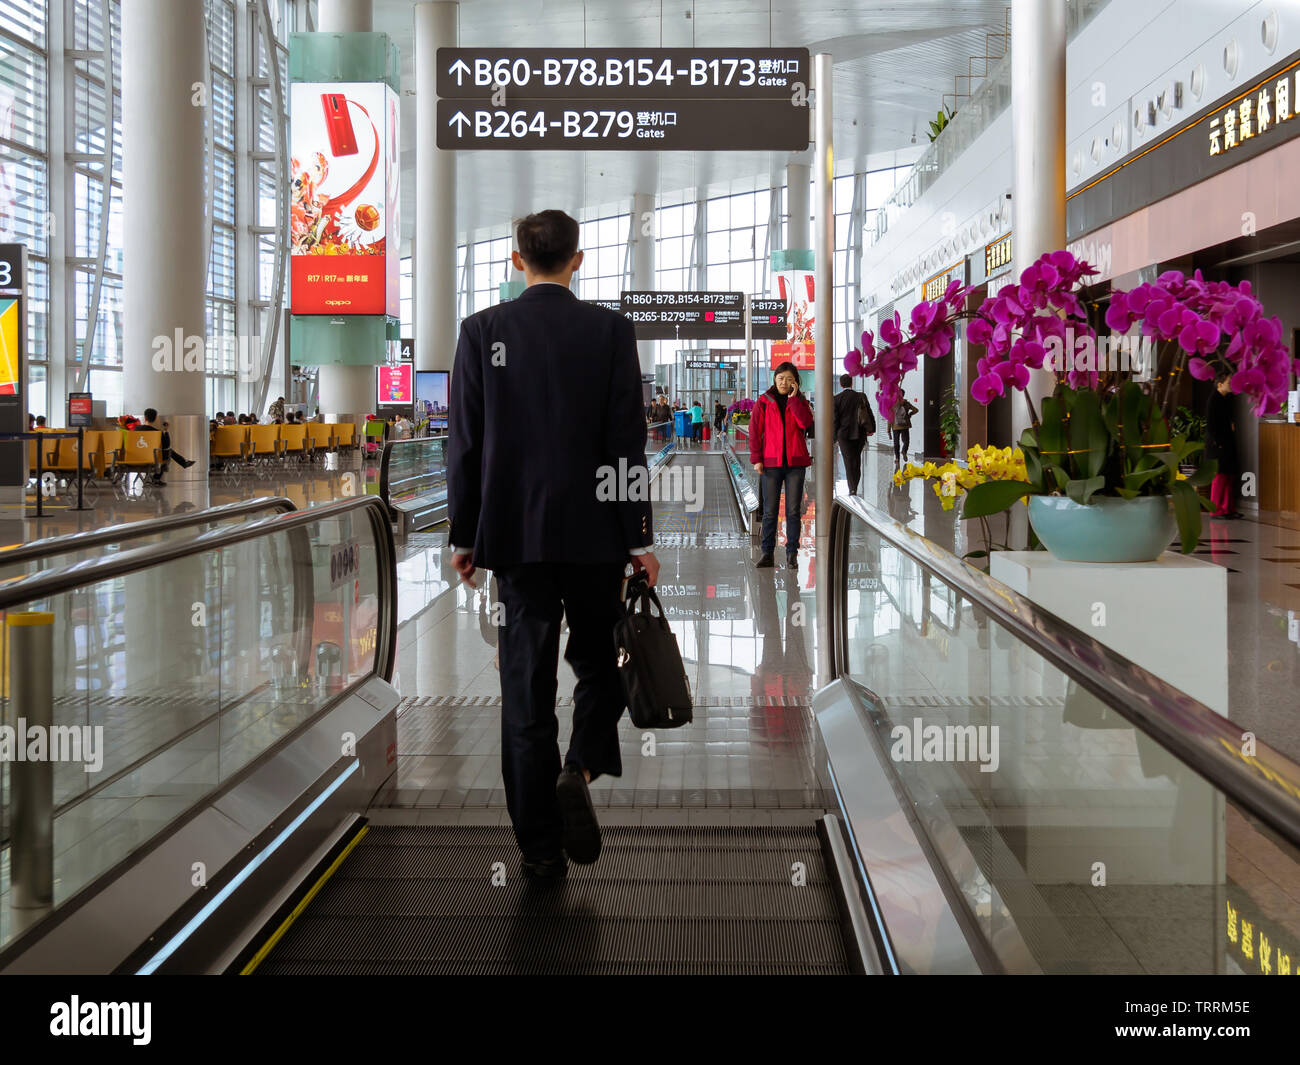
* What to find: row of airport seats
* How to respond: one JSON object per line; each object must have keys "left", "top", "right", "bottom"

{"left": 26, "top": 422, "right": 361, "bottom": 483}
{"left": 28, "top": 429, "right": 162, "bottom": 485}
{"left": 210, "top": 422, "right": 358, "bottom": 467}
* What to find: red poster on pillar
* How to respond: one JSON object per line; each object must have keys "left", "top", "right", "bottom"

{"left": 772, "top": 270, "right": 814, "bottom": 370}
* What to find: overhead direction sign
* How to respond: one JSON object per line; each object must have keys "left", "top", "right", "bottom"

{"left": 750, "top": 298, "right": 787, "bottom": 340}
{"left": 437, "top": 100, "right": 807, "bottom": 151}
{"left": 620, "top": 291, "right": 744, "bottom": 340}
{"left": 437, "top": 49, "right": 809, "bottom": 100}
{"left": 435, "top": 47, "right": 811, "bottom": 151}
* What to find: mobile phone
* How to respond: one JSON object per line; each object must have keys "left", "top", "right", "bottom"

{"left": 321, "top": 93, "right": 358, "bottom": 157}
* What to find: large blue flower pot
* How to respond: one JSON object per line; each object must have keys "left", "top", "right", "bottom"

{"left": 1028, "top": 495, "right": 1176, "bottom": 563}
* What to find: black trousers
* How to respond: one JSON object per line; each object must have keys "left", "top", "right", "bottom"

{"left": 837, "top": 436, "right": 864, "bottom": 494}
{"left": 494, "top": 561, "right": 627, "bottom": 860}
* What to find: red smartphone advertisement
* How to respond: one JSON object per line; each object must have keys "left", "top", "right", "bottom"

{"left": 291, "top": 83, "right": 399, "bottom": 317}
{"left": 321, "top": 93, "right": 359, "bottom": 157}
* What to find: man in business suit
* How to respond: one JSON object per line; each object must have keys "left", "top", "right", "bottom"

{"left": 832, "top": 374, "right": 874, "bottom": 495}
{"left": 447, "top": 210, "right": 660, "bottom": 881}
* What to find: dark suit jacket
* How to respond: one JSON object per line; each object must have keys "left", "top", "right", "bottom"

{"left": 447, "top": 283, "right": 653, "bottom": 570}
{"left": 833, "top": 389, "right": 872, "bottom": 441}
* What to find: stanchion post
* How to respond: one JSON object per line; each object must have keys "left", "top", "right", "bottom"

{"left": 33, "top": 433, "right": 43, "bottom": 519}
{"left": 9, "top": 611, "right": 55, "bottom": 909}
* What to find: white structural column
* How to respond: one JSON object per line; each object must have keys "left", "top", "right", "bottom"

{"left": 786, "top": 161, "right": 810, "bottom": 249}
{"left": 415, "top": 2, "right": 458, "bottom": 372}
{"left": 316, "top": 0, "right": 376, "bottom": 417}
{"left": 630, "top": 191, "right": 656, "bottom": 377}
{"left": 1011, "top": 0, "right": 1067, "bottom": 441}
{"left": 121, "top": 0, "right": 207, "bottom": 479}
{"left": 318, "top": 0, "right": 371, "bottom": 32}
{"left": 812, "top": 54, "right": 835, "bottom": 685}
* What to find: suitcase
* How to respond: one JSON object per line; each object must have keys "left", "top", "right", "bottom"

{"left": 614, "top": 573, "right": 693, "bottom": 729}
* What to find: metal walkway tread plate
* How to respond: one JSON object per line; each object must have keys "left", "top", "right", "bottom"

{"left": 254, "top": 824, "right": 852, "bottom": 975}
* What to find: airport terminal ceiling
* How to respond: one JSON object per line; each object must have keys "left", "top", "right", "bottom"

{"left": 376, "top": 0, "right": 1013, "bottom": 237}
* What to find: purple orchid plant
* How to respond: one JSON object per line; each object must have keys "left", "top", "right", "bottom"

{"left": 846, "top": 249, "right": 1298, "bottom": 428}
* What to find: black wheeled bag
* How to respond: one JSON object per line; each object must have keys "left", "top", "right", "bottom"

{"left": 614, "top": 574, "right": 693, "bottom": 729}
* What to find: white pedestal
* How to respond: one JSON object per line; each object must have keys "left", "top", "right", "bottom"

{"left": 991, "top": 551, "right": 1228, "bottom": 894}
{"left": 990, "top": 550, "right": 1228, "bottom": 714}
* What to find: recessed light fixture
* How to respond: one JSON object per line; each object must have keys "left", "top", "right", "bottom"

{"left": 1263, "top": 11, "right": 1280, "bottom": 53}
{"left": 1090, "top": 137, "right": 1102, "bottom": 163}
{"left": 1190, "top": 63, "right": 1206, "bottom": 100}
{"left": 1224, "top": 38, "right": 1240, "bottom": 78}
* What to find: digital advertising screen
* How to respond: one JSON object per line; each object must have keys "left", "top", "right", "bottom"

{"left": 416, "top": 370, "right": 449, "bottom": 429}
{"left": 0, "top": 297, "right": 19, "bottom": 395}
{"left": 290, "top": 82, "right": 400, "bottom": 317}
{"left": 377, "top": 362, "right": 413, "bottom": 406}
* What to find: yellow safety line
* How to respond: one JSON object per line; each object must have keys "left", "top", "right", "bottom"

{"left": 239, "top": 823, "right": 369, "bottom": 975}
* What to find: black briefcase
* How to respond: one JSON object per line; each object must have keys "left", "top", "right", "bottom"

{"left": 614, "top": 573, "right": 693, "bottom": 729}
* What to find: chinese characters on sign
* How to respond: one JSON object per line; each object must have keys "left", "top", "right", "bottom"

{"left": 922, "top": 264, "right": 963, "bottom": 303}
{"left": 984, "top": 234, "right": 1013, "bottom": 277}
{"left": 1208, "top": 67, "right": 1297, "bottom": 157}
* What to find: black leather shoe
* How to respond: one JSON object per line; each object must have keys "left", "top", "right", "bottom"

{"left": 756, "top": 554, "right": 774, "bottom": 568}
{"left": 787, "top": 554, "right": 798, "bottom": 570}
{"left": 522, "top": 854, "right": 568, "bottom": 881}
{"left": 556, "top": 765, "right": 601, "bottom": 864}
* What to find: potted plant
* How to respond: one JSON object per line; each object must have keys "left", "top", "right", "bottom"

{"left": 938, "top": 384, "right": 961, "bottom": 458}
{"left": 845, "top": 251, "right": 1297, "bottom": 561}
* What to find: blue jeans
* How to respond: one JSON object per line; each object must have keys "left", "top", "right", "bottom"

{"left": 760, "top": 465, "right": 807, "bottom": 558}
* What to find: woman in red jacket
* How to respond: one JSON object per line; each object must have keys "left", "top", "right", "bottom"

{"left": 749, "top": 361, "right": 814, "bottom": 569}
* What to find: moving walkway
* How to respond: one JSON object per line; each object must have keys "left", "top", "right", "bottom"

{"left": 0, "top": 486, "right": 1297, "bottom": 974}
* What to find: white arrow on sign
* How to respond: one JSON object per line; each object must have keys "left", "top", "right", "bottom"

{"left": 448, "top": 111, "right": 470, "bottom": 135}
{"left": 449, "top": 58, "right": 470, "bottom": 85}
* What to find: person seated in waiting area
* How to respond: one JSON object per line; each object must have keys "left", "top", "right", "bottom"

{"left": 34, "top": 415, "right": 47, "bottom": 429}
{"left": 139, "top": 407, "right": 195, "bottom": 485}
{"left": 27, "top": 413, "right": 34, "bottom": 430}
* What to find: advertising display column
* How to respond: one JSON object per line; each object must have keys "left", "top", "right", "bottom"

{"left": 288, "top": 32, "right": 401, "bottom": 419}
{"left": 0, "top": 244, "right": 25, "bottom": 501}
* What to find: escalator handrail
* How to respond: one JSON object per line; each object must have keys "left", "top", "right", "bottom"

{"left": 830, "top": 489, "right": 1300, "bottom": 847}
{"left": 0, "top": 496, "right": 297, "bottom": 568}
{"left": 0, "top": 495, "right": 398, "bottom": 682}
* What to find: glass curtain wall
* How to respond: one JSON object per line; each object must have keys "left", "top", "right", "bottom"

{"left": 0, "top": 0, "right": 303, "bottom": 422}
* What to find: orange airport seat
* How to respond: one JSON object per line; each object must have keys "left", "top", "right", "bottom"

{"left": 211, "top": 425, "right": 250, "bottom": 465}
{"left": 113, "top": 430, "right": 163, "bottom": 480}
{"left": 306, "top": 422, "right": 335, "bottom": 455}
{"left": 247, "top": 424, "right": 282, "bottom": 463}
{"left": 279, "top": 423, "right": 307, "bottom": 461}
{"left": 331, "top": 422, "right": 357, "bottom": 450}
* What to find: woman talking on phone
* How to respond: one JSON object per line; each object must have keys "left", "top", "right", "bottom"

{"left": 749, "top": 361, "right": 814, "bottom": 570}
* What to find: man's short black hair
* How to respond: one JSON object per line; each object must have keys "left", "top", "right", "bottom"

{"left": 143, "top": 408, "right": 158, "bottom": 422}
{"left": 515, "top": 210, "right": 580, "bottom": 274}
{"left": 840, "top": 374, "right": 853, "bottom": 388}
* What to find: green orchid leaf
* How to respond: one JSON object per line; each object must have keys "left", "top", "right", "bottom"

{"left": 1068, "top": 389, "right": 1108, "bottom": 479}
{"left": 1170, "top": 479, "right": 1202, "bottom": 554}
{"left": 1065, "top": 475, "right": 1106, "bottom": 505}
{"left": 1185, "top": 459, "right": 1217, "bottom": 487}
{"left": 961, "top": 479, "right": 1036, "bottom": 519}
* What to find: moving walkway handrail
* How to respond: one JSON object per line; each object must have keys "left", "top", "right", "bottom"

{"left": 830, "top": 489, "right": 1300, "bottom": 847}
{"left": 0, "top": 496, "right": 296, "bottom": 568}
{"left": 0, "top": 495, "right": 397, "bottom": 681}
{"left": 378, "top": 433, "right": 447, "bottom": 512}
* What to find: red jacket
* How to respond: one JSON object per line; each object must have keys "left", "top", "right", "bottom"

{"left": 749, "top": 387, "right": 813, "bottom": 468}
